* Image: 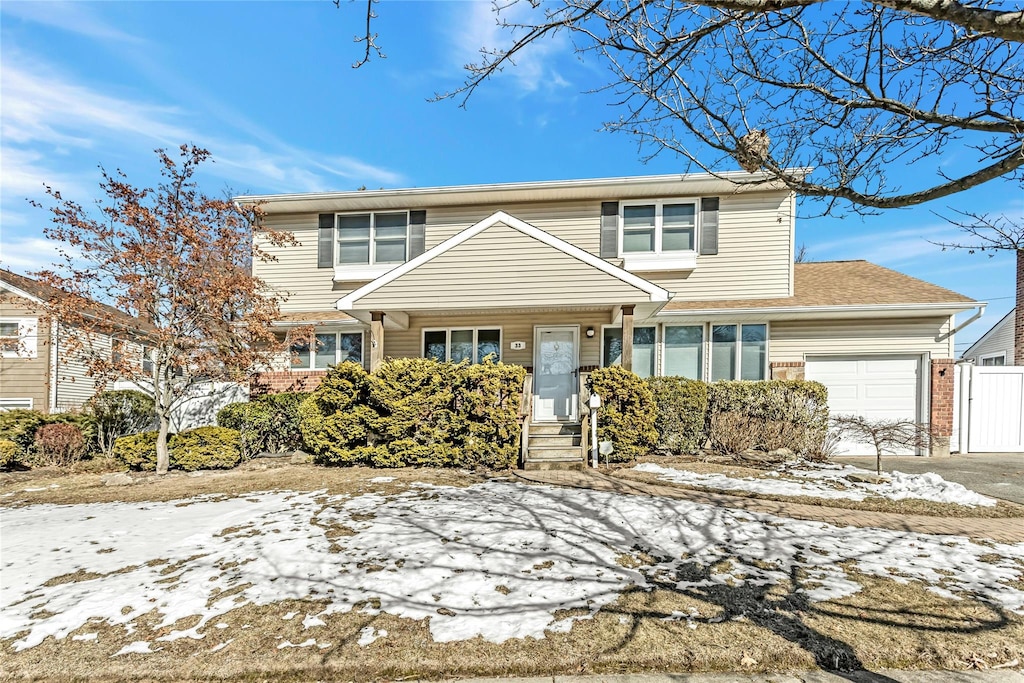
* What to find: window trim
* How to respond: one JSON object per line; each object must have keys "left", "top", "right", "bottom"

{"left": 707, "top": 322, "right": 770, "bottom": 381}
{"left": 661, "top": 323, "right": 705, "bottom": 380}
{"left": 979, "top": 352, "right": 1007, "bottom": 366}
{"left": 0, "top": 397, "right": 33, "bottom": 411}
{"left": 421, "top": 327, "right": 503, "bottom": 363}
{"left": 618, "top": 197, "right": 699, "bottom": 271}
{"left": 0, "top": 317, "right": 37, "bottom": 359}
{"left": 599, "top": 324, "right": 658, "bottom": 378}
{"left": 333, "top": 210, "right": 411, "bottom": 281}
{"left": 289, "top": 330, "right": 365, "bottom": 371}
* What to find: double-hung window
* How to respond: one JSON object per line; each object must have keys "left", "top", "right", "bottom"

{"left": 0, "top": 318, "right": 37, "bottom": 359}
{"left": 980, "top": 353, "right": 1006, "bottom": 366}
{"left": 710, "top": 324, "right": 767, "bottom": 381}
{"left": 336, "top": 212, "right": 408, "bottom": 266}
{"left": 621, "top": 199, "right": 697, "bottom": 255}
{"left": 663, "top": 325, "right": 703, "bottom": 379}
{"left": 423, "top": 329, "right": 501, "bottom": 363}
{"left": 290, "top": 332, "right": 364, "bottom": 370}
{"left": 601, "top": 326, "right": 657, "bottom": 379}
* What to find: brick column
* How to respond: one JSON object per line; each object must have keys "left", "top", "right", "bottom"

{"left": 250, "top": 370, "right": 327, "bottom": 396}
{"left": 930, "top": 358, "right": 955, "bottom": 457}
{"left": 1016, "top": 250, "right": 1024, "bottom": 366}
{"left": 770, "top": 361, "right": 805, "bottom": 380}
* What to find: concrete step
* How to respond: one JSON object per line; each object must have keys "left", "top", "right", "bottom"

{"left": 530, "top": 422, "right": 582, "bottom": 436}
{"left": 522, "top": 460, "right": 585, "bottom": 471}
{"left": 528, "top": 434, "right": 582, "bottom": 448}
{"left": 527, "top": 446, "right": 584, "bottom": 460}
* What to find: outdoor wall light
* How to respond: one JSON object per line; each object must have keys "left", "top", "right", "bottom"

{"left": 586, "top": 327, "right": 595, "bottom": 338}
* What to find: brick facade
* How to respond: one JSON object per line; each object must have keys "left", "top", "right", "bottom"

{"left": 770, "top": 361, "right": 805, "bottom": 381}
{"left": 251, "top": 370, "right": 328, "bottom": 396}
{"left": 930, "top": 358, "right": 955, "bottom": 457}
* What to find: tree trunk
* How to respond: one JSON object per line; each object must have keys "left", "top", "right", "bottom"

{"left": 156, "top": 410, "right": 171, "bottom": 474}
{"left": 1016, "top": 249, "right": 1024, "bottom": 366}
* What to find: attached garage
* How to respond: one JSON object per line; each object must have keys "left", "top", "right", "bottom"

{"left": 805, "top": 355, "right": 924, "bottom": 455}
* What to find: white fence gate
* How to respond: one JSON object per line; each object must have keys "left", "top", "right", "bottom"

{"left": 955, "top": 363, "right": 1024, "bottom": 453}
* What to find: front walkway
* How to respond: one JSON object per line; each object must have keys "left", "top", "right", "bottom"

{"left": 514, "top": 469, "right": 1024, "bottom": 543}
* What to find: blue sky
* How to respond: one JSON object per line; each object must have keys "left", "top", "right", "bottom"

{"left": 0, "top": 1, "right": 1018, "bottom": 354}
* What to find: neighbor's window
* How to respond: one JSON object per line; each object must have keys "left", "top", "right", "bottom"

{"left": 602, "top": 326, "right": 656, "bottom": 379}
{"left": 0, "top": 318, "right": 36, "bottom": 359}
{"left": 980, "top": 354, "right": 1006, "bottom": 366}
{"left": 620, "top": 200, "right": 697, "bottom": 255}
{"left": 290, "top": 332, "right": 363, "bottom": 370}
{"left": 423, "top": 328, "right": 501, "bottom": 363}
{"left": 0, "top": 321, "right": 20, "bottom": 355}
{"left": 663, "top": 325, "right": 703, "bottom": 379}
{"left": 336, "top": 212, "right": 408, "bottom": 266}
{"left": 710, "top": 324, "right": 767, "bottom": 381}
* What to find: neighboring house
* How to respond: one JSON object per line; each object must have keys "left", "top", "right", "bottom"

{"left": 0, "top": 269, "right": 145, "bottom": 413}
{"left": 961, "top": 308, "right": 1014, "bottom": 366}
{"left": 237, "top": 171, "right": 981, "bottom": 459}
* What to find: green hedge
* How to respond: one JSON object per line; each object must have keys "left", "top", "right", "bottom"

{"left": 646, "top": 376, "right": 708, "bottom": 454}
{"left": 300, "top": 358, "right": 525, "bottom": 469}
{"left": 588, "top": 366, "right": 658, "bottom": 462}
{"left": 0, "top": 438, "right": 21, "bottom": 469}
{"left": 113, "top": 427, "right": 243, "bottom": 471}
{"left": 0, "top": 409, "right": 96, "bottom": 457}
{"left": 217, "top": 391, "right": 309, "bottom": 457}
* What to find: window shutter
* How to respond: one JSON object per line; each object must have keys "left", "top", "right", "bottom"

{"left": 700, "top": 197, "right": 720, "bottom": 255}
{"left": 409, "top": 210, "right": 426, "bottom": 259}
{"left": 318, "top": 214, "right": 334, "bottom": 268}
{"left": 600, "top": 202, "right": 619, "bottom": 258}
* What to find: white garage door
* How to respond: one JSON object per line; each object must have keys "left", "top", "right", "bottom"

{"left": 805, "top": 355, "right": 922, "bottom": 455}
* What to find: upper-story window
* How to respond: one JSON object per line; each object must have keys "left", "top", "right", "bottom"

{"left": 337, "top": 212, "right": 409, "bottom": 266}
{"left": 0, "top": 318, "right": 37, "bottom": 359}
{"left": 621, "top": 199, "right": 697, "bottom": 255}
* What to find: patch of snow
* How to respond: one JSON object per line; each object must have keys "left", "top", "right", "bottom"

{"left": 23, "top": 487, "right": 47, "bottom": 492}
{"left": 357, "top": 626, "right": 387, "bottom": 646}
{"left": 71, "top": 632, "right": 97, "bottom": 641}
{"left": 302, "top": 613, "right": 326, "bottom": 629}
{"left": 210, "top": 639, "right": 233, "bottom": 652}
{"left": 111, "top": 641, "right": 160, "bottom": 656}
{"left": 634, "top": 462, "right": 997, "bottom": 507}
{"left": 2, "top": 483, "right": 1021, "bottom": 652}
{"left": 369, "top": 476, "right": 395, "bottom": 484}
{"left": 214, "top": 622, "right": 229, "bottom": 629}
{"left": 281, "top": 612, "right": 296, "bottom": 620}
{"left": 278, "top": 638, "right": 317, "bottom": 649}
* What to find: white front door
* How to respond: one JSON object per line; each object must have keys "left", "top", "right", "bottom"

{"left": 533, "top": 326, "right": 579, "bottom": 422}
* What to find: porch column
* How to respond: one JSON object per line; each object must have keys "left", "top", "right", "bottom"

{"left": 621, "top": 305, "right": 635, "bottom": 372}
{"left": 370, "top": 311, "right": 385, "bottom": 372}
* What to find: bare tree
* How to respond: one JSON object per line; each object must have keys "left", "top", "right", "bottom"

{"left": 31, "top": 146, "right": 296, "bottom": 474}
{"left": 344, "top": 0, "right": 1022, "bottom": 215}
{"left": 794, "top": 243, "right": 809, "bottom": 263}
{"left": 934, "top": 212, "right": 1024, "bottom": 364}
{"left": 830, "top": 415, "right": 933, "bottom": 475}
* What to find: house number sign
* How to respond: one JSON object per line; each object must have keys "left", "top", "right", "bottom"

{"left": 510, "top": 341, "right": 527, "bottom": 350}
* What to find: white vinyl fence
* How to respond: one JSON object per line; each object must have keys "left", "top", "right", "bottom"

{"left": 955, "top": 363, "right": 1024, "bottom": 453}
{"left": 112, "top": 381, "right": 249, "bottom": 432}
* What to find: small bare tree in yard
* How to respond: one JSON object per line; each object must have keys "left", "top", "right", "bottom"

{"left": 32, "top": 145, "right": 295, "bottom": 475}
{"left": 830, "top": 415, "right": 933, "bottom": 475}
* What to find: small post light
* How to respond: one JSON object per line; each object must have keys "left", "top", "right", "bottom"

{"left": 589, "top": 393, "right": 601, "bottom": 467}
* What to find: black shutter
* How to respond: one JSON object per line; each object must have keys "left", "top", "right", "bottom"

{"left": 699, "top": 197, "right": 720, "bottom": 256}
{"left": 408, "top": 210, "right": 426, "bottom": 259}
{"left": 600, "top": 202, "right": 619, "bottom": 258}
{"left": 318, "top": 213, "right": 334, "bottom": 268}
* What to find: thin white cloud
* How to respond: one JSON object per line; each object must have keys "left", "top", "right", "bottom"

{"left": 0, "top": 1, "right": 144, "bottom": 44}
{"left": 449, "top": 1, "right": 571, "bottom": 95}
{"left": 0, "top": 236, "right": 82, "bottom": 274}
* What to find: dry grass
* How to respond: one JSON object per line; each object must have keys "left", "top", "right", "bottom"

{"left": 623, "top": 456, "right": 1024, "bottom": 519}
{"left": 2, "top": 575, "right": 1021, "bottom": 682}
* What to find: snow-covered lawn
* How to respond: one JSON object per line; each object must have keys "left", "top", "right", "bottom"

{"left": 633, "top": 462, "right": 998, "bottom": 507}
{"left": 2, "top": 481, "right": 1023, "bottom": 655}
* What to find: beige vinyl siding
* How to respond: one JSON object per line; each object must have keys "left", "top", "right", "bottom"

{"left": 769, "top": 316, "right": 955, "bottom": 362}
{"left": 257, "top": 190, "right": 794, "bottom": 313}
{"left": 52, "top": 323, "right": 110, "bottom": 411}
{"left": 357, "top": 222, "right": 651, "bottom": 310}
{"left": 963, "top": 314, "right": 1014, "bottom": 364}
{"left": 254, "top": 213, "right": 342, "bottom": 312}
{"left": 384, "top": 312, "right": 609, "bottom": 367}
{"left": 0, "top": 299, "right": 50, "bottom": 412}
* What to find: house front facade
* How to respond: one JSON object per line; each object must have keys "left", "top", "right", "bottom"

{"left": 239, "top": 172, "right": 980, "bottom": 458}
{"left": 962, "top": 308, "right": 1014, "bottom": 366}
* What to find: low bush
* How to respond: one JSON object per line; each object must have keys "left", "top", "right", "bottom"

{"left": 646, "top": 376, "right": 708, "bottom": 454}
{"left": 169, "top": 427, "right": 243, "bottom": 471}
{"left": 0, "top": 438, "right": 21, "bottom": 469}
{"left": 299, "top": 358, "right": 525, "bottom": 469}
{"left": 706, "top": 380, "right": 829, "bottom": 457}
{"left": 588, "top": 366, "right": 658, "bottom": 462}
{"left": 33, "top": 423, "right": 87, "bottom": 468}
{"left": 87, "top": 390, "right": 155, "bottom": 457}
{"left": 0, "top": 409, "right": 96, "bottom": 458}
{"left": 112, "top": 427, "right": 242, "bottom": 471}
{"left": 218, "top": 392, "right": 309, "bottom": 457}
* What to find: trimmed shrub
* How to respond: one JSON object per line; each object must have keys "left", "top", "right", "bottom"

{"left": 299, "top": 358, "right": 525, "bottom": 469}
{"left": 0, "top": 439, "right": 22, "bottom": 469}
{"left": 706, "top": 380, "right": 829, "bottom": 456}
{"left": 646, "top": 376, "right": 708, "bottom": 454}
{"left": 34, "top": 423, "right": 87, "bottom": 468}
{"left": 0, "top": 409, "right": 49, "bottom": 454}
{"left": 87, "top": 390, "right": 156, "bottom": 457}
{"left": 112, "top": 430, "right": 160, "bottom": 470}
{"left": 587, "top": 366, "right": 658, "bottom": 462}
{"left": 169, "top": 427, "right": 243, "bottom": 471}
{"left": 217, "top": 392, "right": 309, "bottom": 457}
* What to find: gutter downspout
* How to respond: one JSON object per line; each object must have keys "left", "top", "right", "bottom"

{"left": 940, "top": 304, "right": 987, "bottom": 341}
{"left": 48, "top": 319, "right": 58, "bottom": 414}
